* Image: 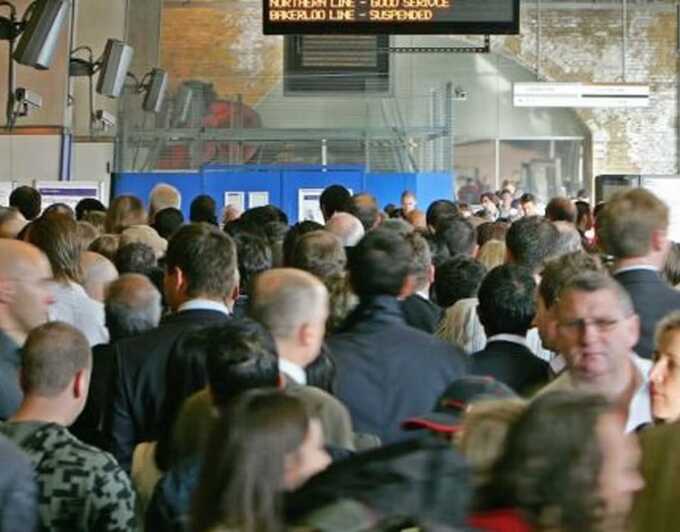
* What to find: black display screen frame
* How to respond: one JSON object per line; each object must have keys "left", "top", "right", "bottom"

{"left": 263, "top": 0, "right": 520, "bottom": 35}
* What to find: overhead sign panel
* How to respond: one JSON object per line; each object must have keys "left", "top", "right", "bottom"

{"left": 513, "top": 83, "right": 650, "bottom": 108}
{"left": 263, "top": 0, "right": 519, "bottom": 35}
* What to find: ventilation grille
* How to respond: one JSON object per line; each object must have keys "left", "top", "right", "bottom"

{"left": 284, "top": 35, "right": 390, "bottom": 94}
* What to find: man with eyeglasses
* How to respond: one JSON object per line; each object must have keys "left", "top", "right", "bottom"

{"left": 0, "top": 240, "right": 54, "bottom": 420}
{"left": 539, "top": 271, "right": 652, "bottom": 432}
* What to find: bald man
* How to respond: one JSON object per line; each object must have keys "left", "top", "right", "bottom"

{"left": 0, "top": 240, "right": 54, "bottom": 419}
{"left": 249, "top": 268, "right": 329, "bottom": 385}
{"left": 325, "top": 212, "right": 365, "bottom": 247}
{"left": 80, "top": 251, "right": 119, "bottom": 303}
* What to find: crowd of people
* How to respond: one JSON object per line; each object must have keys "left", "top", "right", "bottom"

{"left": 0, "top": 180, "right": 680, "bottom": 531}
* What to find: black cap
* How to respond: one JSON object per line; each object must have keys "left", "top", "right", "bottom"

{"left": 402, "top": 376, "right": 516, "bottom": 434}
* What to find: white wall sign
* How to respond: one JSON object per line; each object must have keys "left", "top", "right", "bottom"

{"left": 34, "top": 181, "right": 104, "bottom": 212}
{"left": 298, "top": 188, "right": 324, "bottom": 224}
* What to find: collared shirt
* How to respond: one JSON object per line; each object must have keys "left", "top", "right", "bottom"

{"left": 626, "top": 355, "right": 653, "bottom": 433}
{"left": 486, "top": 333, "right": 529, "bottom": 348}
{"left": 538, "top": 353, "right": 652, "bottom": 433}
{"left": 177, "top": 298, "right": 230, "bottom": 317}
{"left": 613, "top": 265, "right": 659, "bottom": 275}
{"left": 416, "top": 290, "right": 430, "bottom": 301}
{"left": 279, "top": 358, "right": 307, "bottom": 385}
{"left": 549, "top": 354, "right": 567, "bottom": 376}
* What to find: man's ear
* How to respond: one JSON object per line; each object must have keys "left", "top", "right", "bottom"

{"left": 166, "top": 266, "right": 185, "bottom": 293}
{"left": 73, "top": 368, "right": 88, "bottom": 399}
{"left": 298, "top": 322, "right": 313, "bottom": 347}
{"left": 0, "top": 279, "right": 16, "bottom": 305}
{"left": 427, "top": 264, "right": 435, "bottom": 285}
{"left": 651, "top": 228, "right": 669, "bottom": 253}
{"left": 399, "top": 274, "right": 416, "bottom": 300}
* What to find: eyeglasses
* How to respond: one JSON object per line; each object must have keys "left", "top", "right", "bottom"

{"left": 557, "top": 316, "right": 630, "bottom": 334}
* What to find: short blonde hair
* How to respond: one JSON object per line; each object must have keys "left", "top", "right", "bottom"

{"left": 457, "top": 398, "right": 527, "bottom": 487}
{"left": 596, "top": 188, "right": 669, "bottom": 258}
{"left": 476, "top": 239, "right": 506, "bottom": 271}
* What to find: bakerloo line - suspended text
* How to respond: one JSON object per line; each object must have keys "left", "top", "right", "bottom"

{"left": 269, "top": 8, "right": 435, "bottom": 20}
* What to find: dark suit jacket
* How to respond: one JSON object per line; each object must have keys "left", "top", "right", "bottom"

{"left": 400, "top": 294, "right": 444, "bottom": 334}
{"left": 103, "top": 308, "right": 230, "bottom": 472}
{"left": 70, "top": 343, "right": 116, "bottom": 449}
{"left": 615, "top": 269, "right": 680, "bottom": 359}
{"left": 469, "top": 339, "right": 549, "bottom": 396}
{"left": 328, "top": 295, "right": 467, "bottom": 445}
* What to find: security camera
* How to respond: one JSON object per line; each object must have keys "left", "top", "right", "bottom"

{"left": 453, "top": 86, "right": 468, "bottom": 101}
{"left": 15, "top": 88, "right": 43, "bottom": 110}
{"left": 94, "top": 109, "right": 116, "bottom": 129}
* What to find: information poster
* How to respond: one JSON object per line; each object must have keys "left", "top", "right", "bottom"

{"left": 34, "top": 181, "right": 103, "bottom": 212}
{"left": 249, "top": 191, "right": 270, "bottom": 209}
{"left": 224, "top": 192, "right": 245, "bottom": 213}
{"left": 298, "top": 188, "right": 324, "bottom": 224}
{"left": 0, "top": 182, "right": 14, "bottom": 207}
{"left": 640, "top": 176, "right": 680, "bottom": 243}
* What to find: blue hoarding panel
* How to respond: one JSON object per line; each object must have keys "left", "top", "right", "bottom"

{"left": 110, "top": 172, "right": 203, "bottom": 220}
{"left": 111, "top": 166, "right": 453, "bottom": 225}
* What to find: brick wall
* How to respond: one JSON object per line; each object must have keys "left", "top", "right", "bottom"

{"left": 495, "top": 4, "right": 679, "bottom": 176}
{"left": 160, "top": 2, "right": 680, "bottom": 177}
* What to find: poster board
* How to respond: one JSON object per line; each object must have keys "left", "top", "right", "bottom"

{"left": 640, "top": 176, "right": 680, "bottom": 243}
{"left": 34, "top": 181, "right": 104, "bottom": 212}
{"left": 0, "top": 182, "right": 14, "bottom": 207}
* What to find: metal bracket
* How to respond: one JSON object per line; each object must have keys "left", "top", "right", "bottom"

{"left": 382, "top": 35, "right": 490, "bottom": 54}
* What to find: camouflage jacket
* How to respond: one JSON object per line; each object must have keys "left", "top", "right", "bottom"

{"left": 0, "top": 421, "right": 137, "bottom": 532}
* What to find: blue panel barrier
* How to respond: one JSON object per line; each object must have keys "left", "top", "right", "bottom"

{"left": 111, "top": 165, "right": 454, "bottom": 225}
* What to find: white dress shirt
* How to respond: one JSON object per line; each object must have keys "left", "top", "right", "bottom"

{"left": 539, "top": 353, "right": 652, "bottom": 433}
{"left": 177, "top": 298, "right": 231, "bottom": 316}
{"left": 279, "top": 358, "right": 307, "bottom": 385}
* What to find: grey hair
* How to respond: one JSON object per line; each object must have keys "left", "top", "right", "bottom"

{"left": 105, "top": 274, "right": 162, "bottom": 339}
{"left": 557, "top": 271, "right": 634, "bottom": 316}
{"left": 149, "top": 183, "right": 182, "bottom": 216}
{"left": 325, "top": 212, "right": 365, "bottom": 247}
{"left": 551, "top": 221, "right": 583, "bottom": 258}
{"left": 250, "top": 269, "right": 328, "bottom": 340}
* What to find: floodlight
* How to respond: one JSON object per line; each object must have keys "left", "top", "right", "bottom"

{"left": 13, "top": 0, "right": 69, "bottom": 70}
{"left": 142, "top": 68, "right": 168, "bottom": 113}
{"left": 96, "top": 39, "right": 134, "bottom": 98}
{"left": 173, "top": 83, "right": 193, "bottom": 125}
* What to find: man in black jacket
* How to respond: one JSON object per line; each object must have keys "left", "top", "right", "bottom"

{"left": 470, "top": 264, "right": 549, "bottom": 396}
{"left": 596, "top": 188, "right": 680, "bottom": 360}
{"left": 328, "top": 229, "right": 467, "bottom": 444}
{"left": 400, "top": 232, "right": 443, "bottom": 334}
{"left": 103, "top": 223, "right": 238, "bottom": 471}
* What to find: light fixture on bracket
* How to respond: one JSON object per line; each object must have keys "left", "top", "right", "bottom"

{"left": 126, "top": 68, "right": 169, "bottom": 114}
{"left": 69, "top": 39, "right": 134, "bottom": 134}
{"left": 0, "top": 0, "right": 70, "bottom": 128}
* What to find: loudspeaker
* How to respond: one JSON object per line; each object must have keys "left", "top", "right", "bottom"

{"left": 13, "top": 0, "right": 69, "bottom": 70}
{"left": 143, "top": 68, "right": 168, "bottom": 113}
{"left": 173, "top": 84, "right": 193, "bottom": 125}
{"left": 97, "top": 39, "right": 134, "bottom": 98}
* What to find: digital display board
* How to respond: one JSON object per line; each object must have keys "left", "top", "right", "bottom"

{"left": 263, "top": 0, "right": 519, "bottom": 35}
